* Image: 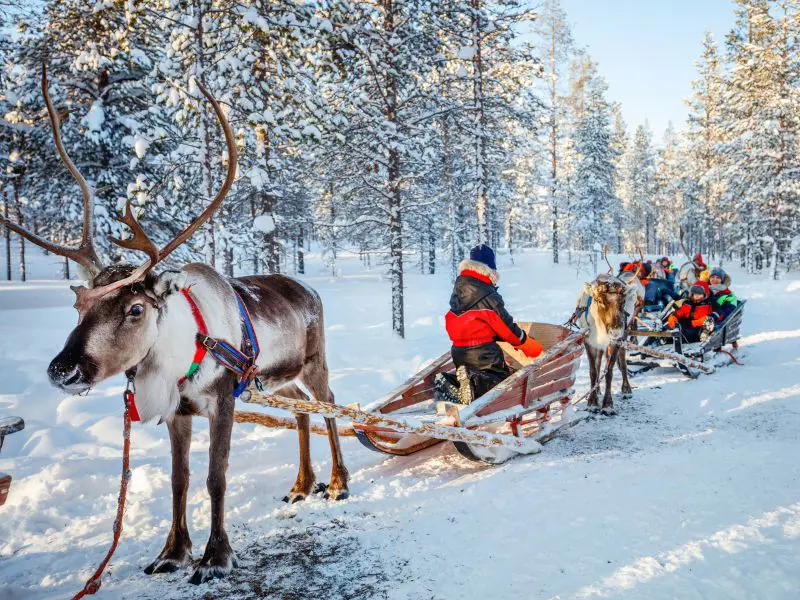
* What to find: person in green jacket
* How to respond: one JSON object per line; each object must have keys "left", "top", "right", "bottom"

{"left": 709, "top": 267, "right": 738, "bottom": 322}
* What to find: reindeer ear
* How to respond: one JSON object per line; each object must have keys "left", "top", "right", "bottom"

{"left": 153, "top": 270, "right": 187, "bottom": 300}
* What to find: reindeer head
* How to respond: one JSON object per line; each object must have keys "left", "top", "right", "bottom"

{"left": 0, "top": 66, "right": 236, "bottom": 393}
{"left": 587, "top": 275, "right": 628, "bottom": 342}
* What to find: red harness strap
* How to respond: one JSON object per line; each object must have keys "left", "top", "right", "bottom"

{"left": 177, "top": 288, "right": 210, "bottom": 387}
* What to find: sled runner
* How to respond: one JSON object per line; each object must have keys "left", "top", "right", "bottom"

{"left": 349, "top": 323, "right": 585, "bottom": 464}
{"left": 627, "top": 300, "right": 746, "bottom": 378}
{"left": 0, "top": 416, "right": 25, "bottom": 506}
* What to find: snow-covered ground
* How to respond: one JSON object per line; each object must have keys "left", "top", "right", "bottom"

{"left": 1, "top": 248, "right": 799, "bottom": 600}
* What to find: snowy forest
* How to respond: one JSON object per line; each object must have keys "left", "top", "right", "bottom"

{"left": 1, "top": 0, "right": 799, "bottom": 337}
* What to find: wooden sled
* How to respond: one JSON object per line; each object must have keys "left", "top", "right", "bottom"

{"left": 627, "top": 300, "right": 746, "bottom": 378}
{"left": 350, "top": 323, "right": 585, "bottom": 464}
{"left": 0, "top": 416, "right": 25, "bottom": 507}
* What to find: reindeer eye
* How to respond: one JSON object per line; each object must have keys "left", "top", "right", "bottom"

{"left": 128, "top": 304, "right": 145, "bottom": 318}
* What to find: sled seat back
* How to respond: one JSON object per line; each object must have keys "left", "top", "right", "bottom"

{"left": 467, "top": 323, "right": 583, "bottom": 418}
{"left": 0, "top": 416, "right": 24, "bottom": 507}
{"left": 686, "top": 299, "right": 746, "bottom": 358}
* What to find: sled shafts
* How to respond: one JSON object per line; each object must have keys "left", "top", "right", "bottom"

{"left": 622, "top": 341, "right": 715, "bottom": 374}
{"left": 465, "top": 389, "right": 574, "bottom": 428}
{"left": 233, "top": 410, "right": 355, "bottom": 437}
{"left": 244, "top": 390, "right": 542, "bottom": 453}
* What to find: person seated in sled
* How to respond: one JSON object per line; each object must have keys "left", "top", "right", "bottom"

{"left": 659, "top": 256, "right": 676, "bottom": 282}
{"left": 643, "top": 263, "right": 680, "bottom": 311}
{"left": 438, "top": 244, "right": 543, "bottom": 405}
{"left": 666, "top": 283, "right": 715, "bottom": 343}
{"left": 708, "top": 267, "right": 738, "bottom": 322}
{"left": 696, "top": 268, "right": 711, "bottom": 297}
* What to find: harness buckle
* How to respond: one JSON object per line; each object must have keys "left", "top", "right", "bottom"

{"left": 200, "top": 335, "right": 218, "bottom": 350}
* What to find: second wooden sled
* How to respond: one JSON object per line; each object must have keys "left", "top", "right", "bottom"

{"left": 352, "top": 323, "right": 585, "bottom": 464}
{"left": 627, "top": 300, "right": 746, "bottom": 378}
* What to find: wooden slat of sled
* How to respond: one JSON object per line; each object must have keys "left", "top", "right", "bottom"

{"left": 527, "top": 377, "right": 576, "bottom": 405}
{"left": 534, "top": 346, "right": 583, "bottom": 379}
{"left": 474, "top": 377, "right": 528, "bottom": 417}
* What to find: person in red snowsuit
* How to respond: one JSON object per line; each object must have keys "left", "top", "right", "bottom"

{"left": 667, "top": 283, "right": 714, "bottom": 343}
{"left": 441, "top": 244, "right": 542, "bottom": 404}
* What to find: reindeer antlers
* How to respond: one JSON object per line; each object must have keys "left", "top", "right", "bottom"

{"left": 0, "top": 65, "right": 237, "bottom": 313}
{"left": 72, "top": 80, "right": 237, "bottom": 311}
{"left": 679, "top": 226, "right": 695, "bottom": 263}
{"left": 0, "top": 64, "right": 103, "bottom": 277}
{"left": 603, "top": 244, "right": 613, "bottom": 274}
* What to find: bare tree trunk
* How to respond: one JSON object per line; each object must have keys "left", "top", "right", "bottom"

{"left": 419, "top": 213, "right": 425, "bottom": 274}
{"left": 443, "top": 115, "right": 462, "bottom": 281}
{"left": 13, "top": 179, "right": 25, "bottom": 282}
{"left": 549, "top": 21, "right": 559, "bottom": 264}
{"left": 297, "top": 226, "right": 305, "bottom": 275}
{"left": 64, "top": 255, "right": 70, "bottom": 280}
{"left": 385, "top": 0, "right": 404, "bottom": 338}
{"left": 472, "top": 0, "right": 489, "bottom": 244}
{"left": 427, "top": 216, "right": 435, "bottom": 275}
{"left": 3, "top": 188, "right": 10, "bottom": 281}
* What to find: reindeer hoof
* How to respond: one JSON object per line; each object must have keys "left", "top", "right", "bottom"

{"left": 188, "top": 553, "right": 238, "bottom": 585}
{"left": 586, "top": 405, "right": 600, "bottom": 414}
{"left": 144, "top": 557, "right": 189, "bottom": 575}
{"left": 323, "top": 487, "right": 350, "bottom": 501}
{"left": 282, "top": 491, "right": 308, "bottom": 504}
{"left": 601, "top": 406, "right": 617, "bottom": 416}
{"left": 622, "top": 391, "right": 633, "bottom": 400}
{"left": 313, "top": 482, "right": 329, "bottom": 495}
{"left": 144, "top": 547, "right": 192, "bottom": 575}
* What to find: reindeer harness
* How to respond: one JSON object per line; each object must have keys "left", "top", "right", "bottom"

{"left": 178, "top": 287, "right": 261, "bottom": 398}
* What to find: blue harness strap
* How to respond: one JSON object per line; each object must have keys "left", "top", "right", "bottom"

{"left": 582, "top": 295, "right": 592, "bottom": 319}
{"left": 195, "top": 290, "right": 261, "bottom": 398}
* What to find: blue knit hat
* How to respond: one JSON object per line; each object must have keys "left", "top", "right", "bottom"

{"left": 710, "top": 267, "right": 727, "bottom": 281}
{"left": 469, "top": 244, "right": 496, "bottom": 270}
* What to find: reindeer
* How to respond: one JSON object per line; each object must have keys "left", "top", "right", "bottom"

{"left": 0, "top": 67, "right": 349, "bottom": 584}
{"left": 575, "top": 249, "right": 644, "bottom": 415}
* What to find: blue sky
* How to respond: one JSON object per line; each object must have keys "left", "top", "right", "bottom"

{"left": 559, "top": 0, "right": 736, "bottom": 141}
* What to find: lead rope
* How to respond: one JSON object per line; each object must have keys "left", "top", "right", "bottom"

{"left": 71, "top": 374, "right": 134, "bottom": 600}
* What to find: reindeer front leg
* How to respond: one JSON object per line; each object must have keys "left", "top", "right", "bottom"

{"left": 617, "top": 345, "right": 633, "bottom": 399}
{"left": 145, "top": 414, "right": 193, "bottom": 575}
{"left": 585, "top": 342, "right": 601, "bottom": 413}
{"left": 284, "top": 412, "right": 316, "bottom": 503}
{"left": 602, "top": 345, "right": 621, "bottom": 415}
{"left": 190, "top": 394, "right": 237, "bottom": 585}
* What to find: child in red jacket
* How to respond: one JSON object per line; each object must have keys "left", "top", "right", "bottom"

{"left": 666, "top": 284, "right": 715, "bottom": 343}
{"left": 438, "top": 244, "right": 542, "bottom": 404}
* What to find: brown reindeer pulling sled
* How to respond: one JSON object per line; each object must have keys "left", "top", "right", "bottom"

{"left": 0, "top": 67, "right": 349, "bottom": 585}
{"left": 569, "top": 247, "right": 645, "bottom": 415}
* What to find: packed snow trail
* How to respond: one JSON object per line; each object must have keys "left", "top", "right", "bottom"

{"left": 1, "top": 250, "right": 799, "bottom": 599}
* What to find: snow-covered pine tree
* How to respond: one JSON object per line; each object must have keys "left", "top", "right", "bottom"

{"left": 4, "top": 0, "right": 157, "bottom": 271}
{"left": 462, "top": 0, "right": 537, "bottom": 246}
{"left": 623, "top": 124, "right": 656, "bottom": 253}
{"left": 721, "top": 0, "right": 800, "bottom": 276}
{"left": 532, "top": 0, "right": 573, "bottom": 263}
{"left": 609, "top": 105, "right": 628, "bottom": 253}
{"left": 569, "top": 77, "right": 617, "bottom": 272}
{"left": 652, "top": 122, "right": 684, "bottom": 255}
{"left": 319, "top": 0, "right": 452, "bottom": 338}
{"left": 684, "top": 32, "right": 727, "bottom": 258}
